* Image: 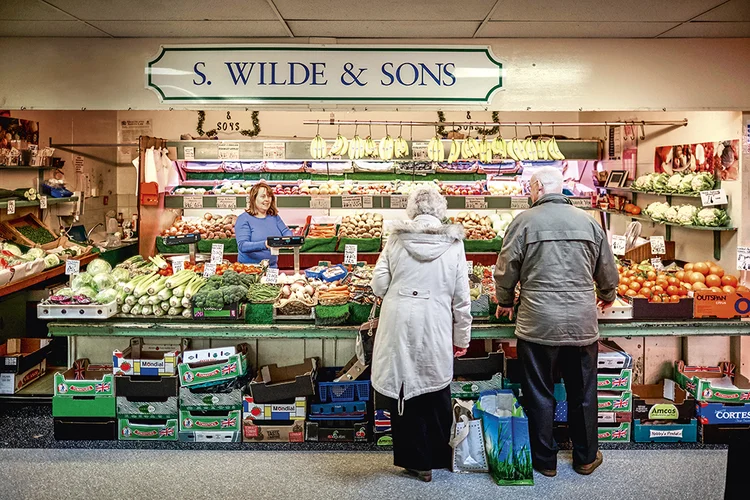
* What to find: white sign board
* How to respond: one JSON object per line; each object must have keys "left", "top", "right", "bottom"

{"left": 342, "top": 195, "right": 363, "bottom": 209}
{"left": 265, "top": 267, "right": 279, "bottom": 284}
{"left": 411, "top": 142, "right": 429, "bottom": 161}
{"left": 310, "top": 196, "right": 331, "bottom": 209}
{"left": 146, "top": 45, "right": 504, "bottom": 104}
{"left": 6, "top": 200, "right": 15, "bottom": 215}
{"left": 183, "top": 196, "right": 204, "bottom": 209}
{"left": 738, "top": 247, "right": 750, "bottom": 271}
{"left": 65, "top": 259, "right": 80, "bottom": 275}
{"left": 651, "top": 257, "right": 664, "bottom": 272}
{"left": 650, "top": 236, "right": 666, "bottom": 255}
{"left": 571, "top": 197, "right": 593, "bottom": 209}
{"left": 344, "top": 244, "right": 358, "bottom": 265}
{"left": 184, "top": 146, "right": 195, "bottom": 160}
{"left": 390, "top": 195, "right": 408, "bottom": 209}
{"left": 612, "top": 235, "right": 627, "bottom": 256}
{"left": 39, "top": 196, "right": 48, "bottom": 209}
{"left": 74, "top": 155, "right": 84, "bottom": 173}
{"left": 465, "top": 196, "right": 487, "bottom": 210}
{"left": 203, "top": 262, "right": 217, "bottom": 278}
{"left": 362, "top": 195, "right": 374, "bottom": 209}
{"left": 510, "top": 197, "right": 530, "bottom": 210}
{"left": 210, "top": 243, "right": 224, "bottom": 264}
{"left": 263, "top": 142, "right": 286, "bottom": 160}
{"left": 172, "top": 259, "right": 185, "bottom": 273}
{"left": 466, "top": 260, "right": 473, "bottom": 275}
{"left": 216, "top": 196, "right": 237, "bottom": 209}
{"left": 700, "top": 189, "right": 727, "bottom": 207}
{"left": 217, "top": 143, "right": 240, "bottom": 160}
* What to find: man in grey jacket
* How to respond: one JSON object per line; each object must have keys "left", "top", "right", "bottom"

{"left": 494, "top": 166, "right": 619, "bottom": 477}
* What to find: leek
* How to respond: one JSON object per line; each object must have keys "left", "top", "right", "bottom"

{"left": 149, "top": 255, "right": 168, "bottom": 270}
{"left": 165, "top": 270, "right": 195, "bottom": 289}
{"left": 182, "top": 308, "right": 193, "bottom": 318}
{"left": 172, "top": 283, "right": 187, "bottom": 298}
{"left": 130, "top": 304, "right": 142, "bottom": 315}
{"left": 147, "top": 276, "right": 168, "bottom": 296}
{"left": 169, "top": 296, "right": 182, "bottom": 308}
{"left": 168, "top": 306, "right": 183, "bottom": 317}
{"left": 160, "top": 301, "right": 170, "bottom": 312}
{"left": 181, "top": 297, "right": 191, "bottom": 309}
{"left": 141, "top": 304, "right": 153, "bottom": 316}
{"left": 134, "top": 274, "right": 160, "bottom": 298}
{"left": 125, "top": 295, "right": 137, "bottom": 306}
{"left": 147, "top": 295, "right": 160, "bottom": 306}
{"left": 138, "top": 295, "right": 150, "bottom": 306}
{"left": 121, "top": 303, "right": 132, "bottom": 314}
{"left": 157, "top": 287, "right": 173, "bottom": 302}
{"left": 153, "top": 307, "right": 165, "bottom": 317}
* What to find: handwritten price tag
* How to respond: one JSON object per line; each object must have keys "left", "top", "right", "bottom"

{"left": 6, "top": 200, "right": 15, "bottom": 215}
{"left": 265, "top": 267, "right": 279, "bottom": 284}
{"left": 390, "top": 195, "right": 408, "bottom": 209}
{"left": 612, "top": 235, "right": 627, "bottom": 256}
{"left": 510, "top": 197, "right": 530, "bottom": 210}
{"left": 210, "top": 243, "right": 224, "bottom": 264}
{"left": 263, "top": 142, "right": 286, "bottom": 160}
{"left": 217, "top": 143, "right": 240, "bottom": 160}
{"left": 362, "top": 195, "right": 374, "bottom": 209}
{"left": 344, "top": 244, "right": 358, "bottom": 265}
{"left": 184, "top": 146, "right": 195, "bottom": 160}
{"left": 465, "top": 196, "right": 487, "bottom": 210}
{"left": 467, "top": 260, "right": 474, "bottom": 275}
{"left": 39, "top": 196, "right": 47, "bottom": 209}
{"left": 571, "top": 197, "right": 593, "bottom": 209}
{"left": 411, "top": 142, "right": 429, "bottom": 161}
{"left": 700, "top": 189, "right": 727, "bottom": 207}
{"left": 651, "top": 257, "right": 664, "bottom": 272}
{"left": 216, "top": 196, "right": 237, "bottom": 209}
{"left": 310, "top": 196, "right": 331, "bottom": 209}
{"left": 172, "top": 259, "right": 185, "bottom": 273}
{"left": 203, "top": 262, "right": 217, "bottom": 278}
{"left": 183, "top": 196, "right": 204, "bottom": 209}
{"left": 342, "top": 195, "right": 363, "bottom": 209}
{"left": 650, "top": 236, "right": 666, "bottom": 255}
{"left": 737, "top": 247, "right": 750, "bottom": 271}
{"left": 65, "top": 259, "right": 80, "bottom": 275}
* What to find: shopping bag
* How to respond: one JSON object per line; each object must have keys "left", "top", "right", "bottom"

{"left": 450, "top": 399, "right": 488, "bottom": 473}
{"left": 355, "top": 301, "right": 379, "bottom": 366}
{"left": 474, "top": 389, "right": 534, "bottom": 486}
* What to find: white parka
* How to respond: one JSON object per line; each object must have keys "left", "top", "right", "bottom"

{"left": 370, "top": 214, "right": 472, "bottom": 402}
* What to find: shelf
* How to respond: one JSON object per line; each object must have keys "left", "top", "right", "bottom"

{"left": 0, "top": 165, "right": 60, "bottom": 171}
{"left": 0, "top": 196, "right": 78, "bottom": 209}
{"left": 600, "top": 186, "right": 703, "bottom": 199}
{"left": 0, "top": 367, "right": 65, "bottom": 400}
{"left": 0, "top": 253, "right": 98, "bottom": 299}
{"left": 595, "top": 208, "right": 736, "bottom": 232}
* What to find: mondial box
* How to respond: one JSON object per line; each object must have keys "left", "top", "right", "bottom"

{"left": 243, "top": 396, "right": 306, "bottom": 420}
{"left": 597, "top": 369, "right": 633, "bottom": 392}
{"left": 179, "top": 408, "right": 242, "bottom": 437}
{"left": 597, "top": 422, "right": 631, "bottom": 443}
{"left": 178, "top": 345, "right": 248, "bottom": 389}
{"left": 597, "top": 391, "right": 632, "bottom": 413}
{"left": 113, "top": 338, "right": 187, "bottom": 377}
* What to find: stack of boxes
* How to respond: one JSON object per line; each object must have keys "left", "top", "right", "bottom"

{"left": 53, "top": 359, "right": 116, "bottom": 440}
{"left": 0, "top": 339, "right": 51, "bottom": 395}
{"left": 632, "top": 380, "right": 696, "bottom": 443}
{"left": 596, "top": 341, "right": 633, "bottom": 443}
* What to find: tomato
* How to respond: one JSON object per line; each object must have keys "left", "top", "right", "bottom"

{"left": 651, "top": 295, "right": 662, "bottom": 303}
{"left": 705, "top": 274, "right": 722, "bottom": 288}
{"left": 629, "top": 282, "right": 642, "bottom": 292}
{"left": 652, "top": 285, "right": 665, "bottom": 294}
{"left": 722, "top": 275, "right": 739, "bottom": 288}
{"left": 666, "top": 285, "right": 679, "bottom": 296}
{"left": 640, "top": 287, "right": 652, "bottom": 298}
{"left": 617, "top": 284, "right": 629, "bottom": 296}
{"left": 670, "top": 295, "right": 681, "bottom": 303}
{"left": 722, "top": 286, "right": 736, "bottom": 294}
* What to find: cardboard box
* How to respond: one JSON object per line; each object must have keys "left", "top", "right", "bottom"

{"left": 597, "top": 391, "right": 632, "bottom": 413}
{"left": 117, "top": 396, "right": 179, "bottom": 419}
{"left": 178, "top": 431, "right": 241, "bottom": 443}
{"left": 453, "top": 351, "right": 505, "bottom": 378}
{"left": 53, "top": 359, "right": 114, "bottom": 417}
{"left": 699, "top": 423, "right": 750, "bottom": 444}
{"left": 180, "top": 408, "right": 242, "bottom": 432}
{"left": 180, "top": 386, "right": 243, "bottom": 411}
{"left": 633, "top": 419, "right": 697, "bottom": 443}
{"left": 0, "top": 338, "right": 51, "bottom": 374}
{"left": 598, "top": 411, "right": 632, "bottom": 424}
{"left": 113, "top": 338, "right": 187, "bottom": 377}
{"left": 697, "top": 402, "right": 750, "bottom": 425}
{"left": 627, "top": 296, "right": 693, "bottom": 320}
{"left": 598, "top": 340, "right": 632, "bottom": 370}
{"left": 178, "top": 352, "right": 247, "bottom": 389}
{"left": 632, "top": 380, "right": 695, "bottom": 423}
{"left": 675, "top": 361, "right": 750, "bottom": 403}
{"left": 598, "top": 422, "right": 631, "bottom": 442}
{"left": 115, "top": 375, "right": 179, "bottom": 399}
{"left": 243, "top": 396, "right": 306, "bottom": 420}
{"left": 242, "top": 417, "right": 305, "bottom": 442}
{"left": 306, "top": 420, "right": 369, "bottom": 442}
{"left": 118, "top": 418, "right": 178, "bottom": 441}
{"left": 247, "top": 358, "right": 318, "bottom": 404}
{"left": 309, "top": 401, "right": 367, "bottom": 420}
{"left": 54, "top": 417, "right": 117, "bottom": 441}
{"left": 597, "top": 368, "right": 633, "bottom": 392}
{"left": 451, "top": 374, "right": 504, "bottom": 400}
{"left": 693, "top": 290, "right": 750, "bottom": 319}
{"left": 0, "top": 359, "right": 46, "bottom": 395}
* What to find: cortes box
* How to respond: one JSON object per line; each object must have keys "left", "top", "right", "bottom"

{"left": 632, "top": 380, "right": 696, "bottom": 422}
{"left": 306, "top": 420, "right": 370, "bottom": 443}
{"left": 597, "top": 391, "right": 632, "bottom": 413}
{"left": 597, "top": 368, "right": 632, "bottom": 392}
{"left": 597, "top": 422, "right": 631, "bottom": 442}
{"left": 115, "top": 374, "right": 178, "bottom": 400}
{"left": 118, "top": 418, "right": 178, "bottom": 441}
{"left": 243, "top": 396, "right": 306, "bottom": 420}
{"left": 247, "top": 358, "right": 318, "bottom": 404}
{"left": 699, "top": 423, "right": 750, "bottom": 444}
{"left": 697, "top": 402, "right": 750, "bottom": 425}
{"left": 675, "top": 361, "right": 750, "bottom": 403}
{"left": 633, "top": 420, "right": 697, "bottom": 443}
{"left": 242, "top": 417, "right": 305, "bottom": 442}
{"left": 113, "top": 338, "right": 187, "bottom": 377}
{"left": 0, "top": 359, "right": 46, "bottom": 395}
{"left": 178, "top": 344, "right": 249, "bottom": 389}
{"left": 693, "top": 290, "right": 750, "bottom": 319}
{"left": 0, "top": 338, "right": 51, "bottom": 374}
{"left": 116, "top": 396, "right": 179, "bottom": 419}
{"left": 178, "top": 431, "right": 241, "bottom": 443}
{"left": 180, "top": 386, "right": 243, "bottom": 411}
{"left": 179, "top": 409, "right": 242, "bottom": 432}
{"left": 53, "top": 359, "right": 114, "bottom": 417}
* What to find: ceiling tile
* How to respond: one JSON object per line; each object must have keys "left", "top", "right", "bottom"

{"left": 274, "top": 0, "right": 495, "bottom": 21}
{"left": 695, "top": 0, "right": 750, "bottom": 21}
{"left": 480, "top": 21, "right": 678, "bottom": 38}
{"left": 0, "top": 0, "right": 74, "bottom": 20}
{"left": 287, "top": 20, "right": 480, "bottom": 38}
{"left": 45, "top": 0, "right": 278, "bottom": 21}
{"left": 88, "top": 20, "right": 289, "bottom": 37}
{"left": 490, "top": 0, "right": 721, "bottom": 22}
{"left": 0, "top": 20, "right": 108, "bottom": 36}
{"left": 659, "top": 21, "right": 750, "bottom": 37}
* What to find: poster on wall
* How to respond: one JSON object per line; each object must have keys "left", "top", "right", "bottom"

{"left": 0, "top": 115, "right": 39, "bottom": 149}
{"left": 654, "top": 139, "right": 739, "bottom": 181}
{"left": 117, "top": 118, "right": 152, "bottom": 162}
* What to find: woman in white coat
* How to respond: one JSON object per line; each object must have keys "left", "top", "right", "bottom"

{"left": 371, "top": 186, "right": 472, "bottom": 482}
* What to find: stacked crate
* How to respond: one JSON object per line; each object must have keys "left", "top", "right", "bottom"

{"left": 596, "top": 341, "right": 633, "bottom": 443}
{"left": 632, "top": 380, "right": 697, "bottom": 443}
{"left": 53, "top": 359, "right": 116, "bottom": 440}
{"left": 306, "top": 365, "right": 370, "bottom": 443}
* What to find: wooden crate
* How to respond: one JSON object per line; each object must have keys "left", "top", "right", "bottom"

{"left": 624, "top": 240, "right": 676, "bottom": 263}
{"left": 0, "top": 213, "right": 61, "bottom": 250}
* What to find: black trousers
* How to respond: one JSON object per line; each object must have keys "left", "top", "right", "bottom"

{"left": 517, "top": 338, "right": 599, "bottom": 470}
{"left": 378, "top": 386, "right": 452, "bottom": 472}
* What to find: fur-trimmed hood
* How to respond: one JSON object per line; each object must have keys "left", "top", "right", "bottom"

{"left": 388, "top": 215, "right": 464, "bottom": 262}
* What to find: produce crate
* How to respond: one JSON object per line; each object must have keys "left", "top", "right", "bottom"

{"left": 245, "top": 302, "right": 274, "bottom": 324}
{"left": 243, "top": 418, "right": 305, "bottom": 442}
{"left": 696, "top": 402, "right": 750, "bottom": 425}
{"left": 243, "top": 396, "right": 307, "bottom": 420}
{"left": 694, "top": 290, "right": 750, "bottom": 319}
{"left": 470, "top": 295, "right": 490, "bottom": 317}
{"left": 113, "top": 338, "right": 187, "bottom": 377}
{"left": 632, "top": 382, "right": 695, "bottom": 422}
{"left": 180, "top": 386, "right": 243, "bottom": 411}
{"left": 54, "top": 418, "right": 117, "bottom": 441}
{"left": 0, "top": 359, "right": 46, "bottom": 395}
{"left": 118, "top": 418, "right": 178, "bottom": 441}
{"left": 197, "top": 238, "right": 238, "bottom": 254}
{"left": 597, "top": 368, "right": 633, "bottom": 392}
{"left": 675, "top": 361, "right": 750, "bottom": 403}
{"left": 347, "top": 302, "right": 378, "bottom": 325}
{"left": 627, "top": 296, "right": 693, "bottom": 320}
{"left": 451, "top": 374, "right": 504, "bottom": 400}
{"left": 37, "top": 300, "right": 118, "bottom": 320}
{"left": 116, "top": 396, "right": 179, "bottom": 419}
{"left": 178, "top": 430, "right": 241, "bottom": 443}
{"left": 53, "top": 359, "right": 114, "bottom": 418}
{"left": 309, "top": 401, "right": 367, "bottom": 420}
{"left": 0, "top": 213, "right": 60, "bottom": 250}
{"left": 453, "top": 351, "right": 505, "bottom": 378}
{"left": 193, "top": 302, "right": 243, "bottom": 321}
{"left": 463, "top": 237, "right": 504, "bottom": 253}
{"left": 300, "top": 237, "right": 338, "bottom": 253}
{"left": 699, "top": 423, "right": 750, "bottom": 444}
{"left": 8, "top": 258, "right": 46, "bottom": 282}
{"left": 156, "top": 237, "right": 189, "bottom": 254}
{"left": 115, "top": 375, "right": 179, "bottom": 400}
{"left": 0, "top": 338, "right": 51, "bottom": 374}
{"left": 597, "top": 422, "right": 631, "bottom": 442}
{"left": 319, "top": 379, "right": 370, "bottom": 403}
{"left": 315, "top": 304, "right": 350, "bottom": 326}
{"left": 178, "top": 351, "right": 248, "bottom": 389}
{"left": 624, "top": 240, "right": 676, "bottom": 263}
{"left": 633, "top": 419, "right": 697, "bottom": 443}
{"left": 597, "top": 391, "right": 632, "bottom": 413}
{"left": 179, "top": 408, "right": 242, "bottom": 433}
{"left": 305, "top": 420, "right": 370, "bottom": 442}
{"left": 247, "top": 358, "right": 317, "bottom": 404}
{"left": 336, "top": 237, "right": 381, "bottom": 253}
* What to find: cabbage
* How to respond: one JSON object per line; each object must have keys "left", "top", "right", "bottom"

{"left": 112, "top": 267, "right": 130, "bottom": 283}
{"left": 675, "top": 205, "right": 698, "bottom": 225}
{"left": 694, "top": 208, "right": 730, "bottom": 227}
{"left": 691, "top": 173, "right": 716, "bottom": 193}
{"left": 57, "top": 287, "right": 74, "bottom": 298}
{"left": 26, "top": 248, "right": 45, "bottom": 259}
{"left": 92, "top": 273, "right": 116, "bottom": 292}
{"left": 679, "top": 173, "right": 695, "bottom": 193}
{"left": 2, "top": 243, "right": 23, "bottom": 257}
{"left": 86, "top": 258, "right": 112, "bottom": 276}
{"left": 665, "top": 174, "right": 683, "bottom": 193}
{"left": 94, "top": 288, "right": 118, "bottom": 304}
{"left": 43, "top": 254, "right": 61, "bottom": 268}
{"left": 71, "top": 272, "right": 94, "bottom": 291}
{"left": 76, "top": 286, "right": 98, "bottom": 299}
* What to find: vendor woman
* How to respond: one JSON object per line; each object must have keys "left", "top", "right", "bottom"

{"left": 235, "top": 183, "right": 291, "bottom": 267}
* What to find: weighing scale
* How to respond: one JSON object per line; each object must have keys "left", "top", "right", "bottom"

{"left": 267, "top": 236, "right": 305, "bottom": 274}
{"left": 163, "top": 233, "right": 202, "bottom": 265}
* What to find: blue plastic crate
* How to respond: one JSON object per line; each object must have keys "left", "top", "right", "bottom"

{"left": 309, "top": 401, "right": 367, "bottom": 420}
{"left": 318, "top": 380, "right": 370, "bottom": 403}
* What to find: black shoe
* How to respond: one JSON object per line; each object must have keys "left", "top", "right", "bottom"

{"left": 573, "top": 450, "right": 603, "bottom": 475}
{"left": 405, "top": 469, "right": 433, "bottom": 482}
{"left": 533, "top": 465, "right": 557, "bottom": 477}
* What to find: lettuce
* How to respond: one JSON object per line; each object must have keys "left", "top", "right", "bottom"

{"left": 112, "top": 267, "right": 131, "bottom": 283}
{"left": 92, "top": 273, "right": 116, "bottom": 292}
{"left": 94, "top": 288, "right": 118, "bottom": 304}
{"left": 71, "top": 272, "right": 94, "bottom": 291}
{"left": 86, "top": 258, "right": 112, "bottom": 276}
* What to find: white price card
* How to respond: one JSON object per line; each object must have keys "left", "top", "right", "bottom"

{"left": 203, "top": 262, "right": 217, "bottom": 278}
{"left": 465, "top": 196, "right": 487, "bottom": 210}
{"left": 172, "top": 259, "right": 185, "bottom": 273}
{"left": 342, "top": 195, "right": 363, "bottom": 209}
{"left": 466, "top": 260, "right": 474, "bottom": 275}
{"left": 265, "top": 267, "right": 279, "bottom": 284}
{"left": 737, "top": 246, "right": 750, "bottom": 271}
{"left": 74, "top": 155, "right": 84, "bottom": 173}
{"left": 510, "top": 197, "right": 530, "bottom": 210}
{"left": 263, "top": 142, "right": 286, "bottom": 160}
{"left": 650, "top": 236, "right": 666, "bottom": 255}
{"left": 390, "top": 195, "right": 408, "bottom": 209}
{"left": 571, "top": 197, "right": 593, "bottom": 209}
{"left": 411, "top": 142, "right": 429, "bottom": 161}
{"left": 6, "top": 200, "right": 15, "bottom": 215}
{"left": 183, "top": 196, "right": 204, "bottom": 209}
{"left": 651, "top": 257, "right": 664, "bottom": 272}
{"left": 65, "top": 259, "right": 80, "bottom": 275}
{"left": 270, "top": 246, "right": 279, "bottom": 256}
{"left": 216, "top": 196, "right": 237, "bottom": 209}
{"left": 700, "top": 189, "right": 728, "bottom": 207}
{"left": 184, "top": 146, "right": 195, "bottom": 160}
{"left": 612, "top": 235, "right": 627, "bottom": 256}
{"left": 362, "top": 195, "right": 374, "bottom": 209}
{"left": 310, "top": 196, "right": 331, "bottom": 209}
{"left": 39, "top": 196, "right": 47, "bottom": 209}
{"left": 344, "top": 244, "right": 358, "bottom": 265}
{"left": 217, "top": 143, "right": 240, "bottom": 160}
{"left": 210, "top": 243, "right": 224, "bottom": 264}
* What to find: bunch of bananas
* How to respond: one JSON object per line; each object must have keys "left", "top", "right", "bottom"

{"left": 427, "top": 135, "right": 445, "bottom": 162}
{"left": 478, "top": 138, "right": 493, "bottom": 163}
{"left": 461, "top": 137, "right": 481, "bottom": 160}
{"left": 348, "top": 134, "right": 366, "bottom": 160}
{"left": 363, "top": 136, "right": 378, "bottom": 158}
{"left": 329, "top": 134, "right": 349, "bottom": 157}
{"left": 393, "top": 135, "right": 409, "bottom": 159}
{"left": 490, "top": 137, "right": 566, "bottom": 162}
{"left": 310, "top": 134, "right": 327, "bottom": 160}
{"left": 378, "top": 134, "right": 394, "bottom": 161}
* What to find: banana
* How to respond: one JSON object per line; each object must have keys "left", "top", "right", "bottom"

{"left": 536, "top": 139, "right": 548, "bottom": 160}
{"left": 378, "top": 135, "right": 394, "bottom": 161}
{"left": 491, "top": 136, "right": 506, "bottom": 158}
{"left": 479, "top": 138, "right": 490, "bottom": 155}
{"left": 524, "top": 139, "right": 537, "bottom": 161}
{"left": 348, "top": 134, "right": 362, "bottom": 160}
{"left": 330, "top": 134, "right": 348, "bottom": 157}
{"left": 428, "top": 135, "right": 443, "bottom": 162}
{"left": 548, "top": 137, "right": 566, "bottom": 160}
{"left": 310, "top": 134, "right": 327, "bottom": 159}
{"left": 446, "top": 140, "right": 457, "bottom": 163}
{"left": 512, "top": 139, "right": 526, "bottom": 161}
{"left": 467, "top": 137, "right": 480, "bottom": 157}
{"left": 363, "top": 136, "right": 377, "bottom": 158}
{"left": 460, "top": 139, "right": 471, "bottom": 160}
{"left": 394, "top": 136, "right": 409, "bottom": 158}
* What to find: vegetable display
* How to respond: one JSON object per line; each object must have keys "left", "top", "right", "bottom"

{"left": 246, "top": 283, "right": 281, "bottom": 303}
{"left": 632, "top": 171, "right": 715, "bottom": 195}
{"left": 338, "top": 212, "right": 383, "bottom": 239}
{"left": 17, "top": 225, "right": 55, "bottom": 245}
{"left": 644, "top": 202, "right": 729, "bottom": 227}
{"left": 453, "top": 212, "right": 498, "bottom": 240}
{"left": 161, "top": 213, "right": 238, "bottom": 239}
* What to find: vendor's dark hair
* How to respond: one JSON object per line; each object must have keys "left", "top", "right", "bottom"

{"left": 246, "top": 183, "right": 278, "bottom": 216}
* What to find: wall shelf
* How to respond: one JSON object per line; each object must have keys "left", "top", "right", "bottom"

{"left": 0, "top": 196, "right": 78, "bottom": 210}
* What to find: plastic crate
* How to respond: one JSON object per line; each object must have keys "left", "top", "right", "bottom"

{"left": 319, "top": 380, "right": 370, "bottom": 403}
{"left": 309, "top": 401, "right": 367, "bottom": 420}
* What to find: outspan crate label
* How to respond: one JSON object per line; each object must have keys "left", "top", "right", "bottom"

{"left": 693, "top": 291, "right": 750, "bottom": 319}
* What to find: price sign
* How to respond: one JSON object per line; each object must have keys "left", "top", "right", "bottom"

{"left": 265, "top": 267, "right": 279, "bottom": 284}
{"left": 571, "top": 197, "right": 593, "bottom": 209}
{"left": 183, "top": 196, "right": 204, "bottom": 209}
{"left": 465, "top": 196, "right": 487, "bottom": 210}
{"left": 651, "top": 257, "right": 664, "bottom": 272}
{"left": 362, "top": 195, "right": 374, "bottom": 209}
{"left": 210, "top": 243, "right": 224, "bottom": 264}
{"left": 342, "top": 195, "right": 363, "bottom": 209}
{"left": 39, "top": 196, "right": 47, "bottom": 209}
{"left": 203, "top": 262, "right": 217, "bottom": 278}
{"left": 737, "top": 246, "right": 750, "bottom": 271}
{"left": 411, "top": 142, "right": 429, "bottom": 161}
{"left": 650, "top": 236, "right": 666, "bottom": 255}
{"left": 65, "top": 259, "right": 80, "bottom": 276}
{"left": 184, "top": 146, "right": 195, "bottom": 160}
{"left": 263, "top": 142, "right": 286, "bottom": 160}
{"left": 310, "top": 196, "right": 331, "bottom": 209}
{"left": 217, "top": 142, "right": 240, "bottom": 160}
{"left": 700, "top": 189, "right": 728, "bottom": 207}
{"left": 344, "top": 244, "right": 358, "bottom": 265}
{"left": 467, "top": 260, "right": 474, "bottom": 275}
{"left": 172, "top": 259, "right": 185, "bottom": 273}
{"left": 270, "top": 246, "right": 279, "bottom": 256}
{"left": 216, "top": 196, "right": 237, "bottom": 209}
{"left": 612, "top": 235, "right": 627, "bottom": 256}
{"left": 510, "top": 197, "right": 530, "bottom": 210}
{"left": 390, "top": 195, "right": 408, "bottom": 209}
{"left": 6, "top": 200, "right": 15, "bottom": 215}
{"left": 74, "top": 155, "right": 84, "bottom": 173}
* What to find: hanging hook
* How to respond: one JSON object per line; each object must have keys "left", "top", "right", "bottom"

{"left": 604, "top": 121, "right": 608, "bottom": 140}
{"left": 368, "top": 121, "right": 373, "bottom": 137}
{"left": 316, "top": 120, "right": 320, "bottom": 135}
{"left": 539, "top": 122, "right": 544, "bottom": 138}
{"left": 514, "top": 122, "right": 519, "bottom": 140}
{"left": 639, "top": 121, "right": 646, "bottom": 141}
{"left": 354, "top": 120, "right": 359, "bottom": 136}
{"left": 410, "top": 122, "right": 414, "bottom": 141}
{"left": 336, "top": 123, "right": 341, "bottom": 135}
{"left": 551, "top": 123, "right": 555, "bottom": 138}
{"left": 399, "top": 121, "right": 403, "bottom": 137}
{"left": 528, "top": 122, "right": 533, "bottom": 139}
{"left": 385, "top": 122, "right": 389, "bottom": 136}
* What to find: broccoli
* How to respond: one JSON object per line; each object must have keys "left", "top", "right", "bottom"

{"left": 208, "top": 274, "right": 224, "bottom": 286}
{"left": 206, "top": 289, "right": 225, "bottom": 309}
{"left": 193, "top": 288, "right": 210, "bottom": 309}
{"left": 221, "top": 269, "right": 243, "bottom": 287}
{"left": 240, "top": 273, "right": 258, "bottom": 287}
{"left": 222, "top": 285, "right": 248, "bottom": 304}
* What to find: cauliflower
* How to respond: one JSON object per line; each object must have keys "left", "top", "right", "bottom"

{"left": 644, "top": 202, "right": 671, "bottom": 222}
{"left": 665, "top": 174, "right": 683, "bottom": 193}
{"left": 691, "top": 172, "right": 716, "bottom": 193}
{"left": 675, "top": 205, "right": 699, "bottom": 225}
{"left": 678, "top": 173, "right": 695, "bottom": 193}
{"left": 651, "top": 173, "right": 670, "bottom": 193}
{"left": 694, "top": 208, "right": 730, "bottom": 227}
{"left": 664, "top": 206, "right": 679, "bottom": 224}
{"left": 632, "top": 174, "right": 654, "bottom": 191}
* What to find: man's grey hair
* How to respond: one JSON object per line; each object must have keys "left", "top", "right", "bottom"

{"left": 531, "top": 166, "right": 564, "bottom": 194}
{"left": 406, "top": 186, "right": 447, "bottom": 220}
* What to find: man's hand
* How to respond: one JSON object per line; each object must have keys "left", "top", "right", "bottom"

{"left": 597, "top": 298, "right": 614, "bottom": 310}
{"left": 495, "top": 306, "right": 514, "bottom": 320}
{"left": 453, "top": 346, "right": 467, "bottom": 358}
